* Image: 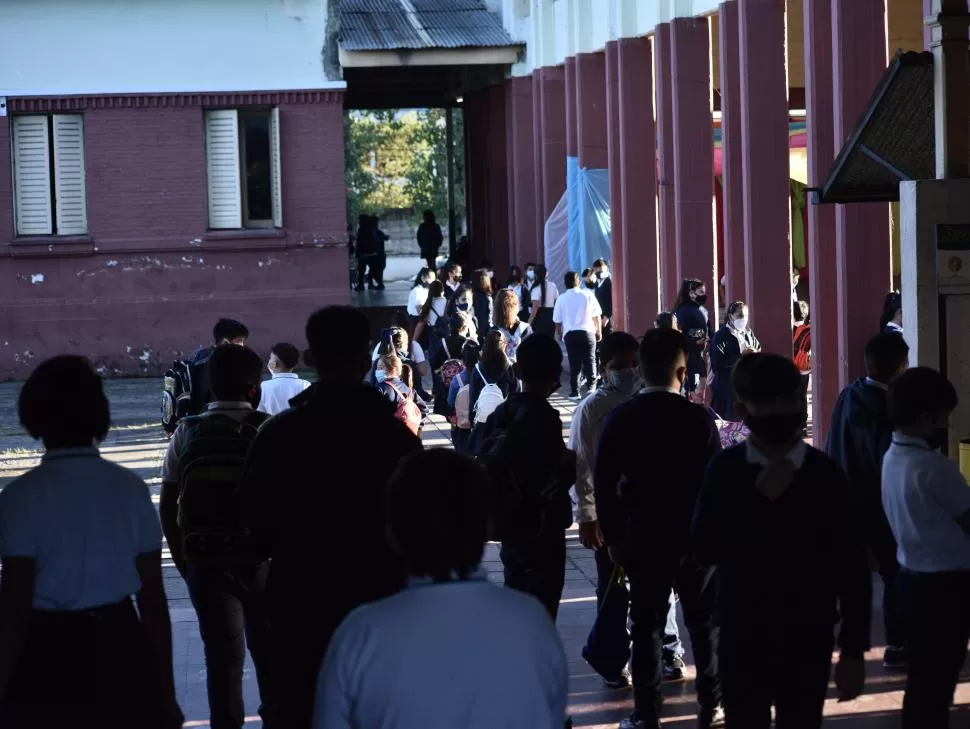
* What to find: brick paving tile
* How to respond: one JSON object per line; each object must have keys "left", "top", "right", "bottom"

{"left": 1, "top": 379, "right": 968, "bottom": 727}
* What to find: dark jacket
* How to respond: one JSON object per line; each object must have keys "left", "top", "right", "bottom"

{"left": 594, "top": 276, "right": 613, "bottom": 321}
{"left": 240, "top": 383, "right": 422, "bottom": 637}
{"left": 594, "top": 390, "right": 721, "bottom": 562}
{"left": 673, "top": 302, "right": 714, "bottom": 381}
{"left": 376, "top": 377, "right": 429, "bottom": 419}
{"left": 691, "top": 445, "right": 871, "bottom": 657}
{"left": 473, "top": 292, "right": 494, "bottom": 337}
{"left": 428, "top": 335, "right": 478, "bottom": 416}
{"left": 710, "top": 325, "right": 761, "bottom": 422}
{"left": 417, "top": 221, "right": 443, "bottom": 257}
{"left": 825, "top": 377, "right": 896, "bottom": 558}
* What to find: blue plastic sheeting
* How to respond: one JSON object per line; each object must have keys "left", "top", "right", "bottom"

{"left": 545, "top": 163, "right": 612, "bottom": 290}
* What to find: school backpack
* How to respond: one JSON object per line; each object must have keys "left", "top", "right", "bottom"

{"left": 175, "top": 410, "right": 270, "bottom": 567}
{"left": 437, "top": 340, "right": 465, "bottom": 393}
{"left": 385, "top": 381, "right": 423, "bottom": 435}
{"left": 161, "top": 349, "right": 212, "bottom": 435}
{"left": 454, "top": 374, "right": 473, "bottom": 430}
{"left": 793, "top": 323, "right": 812, "bottom": 372}
{"left": 500, "top": 322, "right": 525, "bottom": 363}
{"left": 474, "top": 363, "right": 507, "bottom": 424}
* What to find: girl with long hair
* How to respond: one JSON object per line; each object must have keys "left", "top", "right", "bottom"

{"left": 471, "top": 269, "right": 495, "bottom": 337}
{"left": 710, "top": 301, "right": 761, "bottom": 420}
{"left": 493, "top": 289, "right": 532, "bottom": 363}
{"left": 671, "top": 278, "right": 714, "bottom": 400}
{"left": 528, "top": 264, "right": 559, "bottom": 337}
{"left": 413, "top": 280, "right": 448, "bottom": 347}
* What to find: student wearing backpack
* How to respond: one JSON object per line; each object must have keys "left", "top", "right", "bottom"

{"left": 493, "top": 289, "right": 532, "bottom": 363}
{"left": 448, "top": 337, "right": 482, "bottom": 454}
{"left": 429, "top": 312, "right": 478, "bottom": 418}
{"left": 476, "top": 334, "right": 575, "bottom": 621}
{"left": 467, "top": 330, "right": 519, "bottom": 452}
{"left": 240, "top": 306, "right": 422, "bottom": 729}
{"left": 162, "top": 317, "right": 249, "bottom": 434}
{"left": 792, "top": 300, "right": 812, "bottom": 392}
{"left": 160, "top": 344, "right": 276, "bottom": 729}
{"left": 412, "top": 280, "right": 449, "bottom": 349}
{"left": 375, "top": 354, "right": 428, "bottom": 435}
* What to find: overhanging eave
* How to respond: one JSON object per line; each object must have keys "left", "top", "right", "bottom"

{"left": 339, "top": 46, "right": 522, "bottom": 68}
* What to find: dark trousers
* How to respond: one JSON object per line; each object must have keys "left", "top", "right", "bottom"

{"left": 425, "top": 253, "right": 438, "bottom": 272}
{"left": 879, "top": 555, "right": 905, "bottom": 647}
{"left": 626, "top": 558, "right": 720, "bottom": 725}
{"left": 187, "top": 562, "right": 277, "bottom": 729}
{"left": 356, "top": 255, "right": 374, "bottom": 288}
{"left": 901, "top": 569, "right": 970, "bottom": 729}
{"left": 501, "top": 533, "right": 567, "bottom": 621}
{"left": 372, "top": 253, "right": 386, "bottom": 285}
{"left": 564, "top": 330, "right": 596, "bottom": 395}
{"left": 721, "top": 626, "right": 833, "bottom": 729}
{"left": 586, "top": 546, "right": 682, "bottom": 678}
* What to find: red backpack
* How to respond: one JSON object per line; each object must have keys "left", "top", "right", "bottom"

{"left": 793, "top": 323, "right": 812, "bottom": 372}
{"left": 385, "top": 381, "right": 423, "bottom": 435}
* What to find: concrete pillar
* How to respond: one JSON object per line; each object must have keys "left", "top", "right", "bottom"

{"left": 832, "top": 0, "right": 891, "bottom": 385}
{"left": 532, "top": 70, "right": 546, "bottom": 256}
{"left": 670, "top": 17, "right": 717, "bottom": 317}
{"left": 655, "top": 24, "right": 678, "bottom": 308}
{"left": 719, "top": 1, "right": 747, "bottom": 304}
{"left": 539, "top": 66, "right": 567, "bottom": 235}
{"left": 738, "top": 0, "right": 791, "bottom": 355}
{"left": 606, "top": 41, "right": 627, "bottom": 331}
{"left": 565, "top": 57, "right": 579, "bottom": 265}
{"left": 804, "top": 0, "right": 841, "bottom": 446}
{"left": 486, "top": 84, "right": 511, "bottom": 276}
{"left": 618, "top": 35, "right": 661, "bottom": 335}
{"left": 508, "top": 76, "right": 539, "bottom": 267}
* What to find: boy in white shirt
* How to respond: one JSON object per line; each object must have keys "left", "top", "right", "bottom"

{"left": 258, "top": 342, "right": 310, "bottom": 415}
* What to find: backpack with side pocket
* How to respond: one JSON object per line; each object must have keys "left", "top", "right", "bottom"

{"left": 793, "top": 323, "right": 812, "bottom": 372}
{"left": 455, "top": 373, "right": 473, "bottom": 430}
{"left": 162, "top": 349, "right": 212, "bottom": 435}
{"left": 437, "top": 340, "right": 465, "bottom": 393}
{"left": 386, "top": 381, "right": 423, "bottom": 435}
{"left": 175, "top": 410, "right": 270, "bottom": 567}
{"left": 473, "top": 363, "right": 507, "bottom": 425}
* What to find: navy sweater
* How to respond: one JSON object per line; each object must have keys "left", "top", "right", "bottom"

{"left": 691, "top": 445, "right": 871, "bottom": 656}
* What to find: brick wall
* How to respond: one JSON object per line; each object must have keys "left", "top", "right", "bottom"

{"left": 0, "top": 92, "right": 350, "bottom": 380}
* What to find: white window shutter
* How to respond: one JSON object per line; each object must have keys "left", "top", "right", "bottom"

{"left": 270, "top": 107, "right": 283, "bottom": 227}
{"left": 52, "top": 114, "right": 88, "bottom": 235}
{"left": 205, "top": 110, "right": 242, "bottom": 229}
{"left": 12, "top": 115, "right": 53, "bottom": 236}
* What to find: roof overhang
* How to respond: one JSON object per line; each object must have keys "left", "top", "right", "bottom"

{"left": 817, "top": 51, "right": 936, "bottom": 204}
{"left": 339, "top": 46, "right": 522, "bottom": 68}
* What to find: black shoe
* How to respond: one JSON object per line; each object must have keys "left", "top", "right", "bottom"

{"left": 353, "top": 285, "right": 364, "bottom": 292}
{"left": 619, "top": 713, "right": 660, "bottom": 729}
{"left": 376, "top": 283, "right": 386, "bottom": 290}
{"left": 883, "top": 645, "right": 908, "bottom": 670}
{"left": 568, "top": 391, "right": 580, "bottom": 400}
{"left": 603, "top": 666, "right": 631, "bottom": 689}
{"left": 698, "top": 704, "right": 726, "bottom": 729}
{"left": 662, "top": 654, "right": 687, "bottom": 682}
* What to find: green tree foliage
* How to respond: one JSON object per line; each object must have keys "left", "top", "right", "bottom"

{"left": 345, "top": 109, "right": 465, "bottom": 226}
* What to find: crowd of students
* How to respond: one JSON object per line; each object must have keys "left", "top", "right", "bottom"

{"left": 0, "top": 254, "right": 960, "bottom": 729}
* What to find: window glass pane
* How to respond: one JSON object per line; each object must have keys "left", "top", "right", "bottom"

{"left": 242, "top": 113, "right": 272, "bottom": 223}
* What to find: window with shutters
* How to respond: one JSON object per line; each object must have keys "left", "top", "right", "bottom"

{"left": 10, "top": 114, "right": 88, "bottom": 237}
{"left": 204, "top": 108, "right": 282, "bottom": 230}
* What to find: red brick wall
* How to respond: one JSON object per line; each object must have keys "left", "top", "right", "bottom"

{"left": 0, "top": 92, "right": 349, "bottom": 380}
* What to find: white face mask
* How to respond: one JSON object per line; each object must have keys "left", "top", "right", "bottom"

{"left": 526, "top": 270, "right": 535, "bottom": 281}
{"left": 732, "top": 317, "right": 748, "bottom": 331}
{"left": 486, "top": 270, "right": 494, "bottom": 279}
{"left": 605, "top": 368, "right": 641, "bottom": 395}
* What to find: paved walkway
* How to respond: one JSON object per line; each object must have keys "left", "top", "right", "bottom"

{"left": 0, "top": 379, "right": 968, "bottom": 727}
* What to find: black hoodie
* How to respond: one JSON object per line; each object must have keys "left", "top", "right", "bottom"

{"left": 825, "top": 377, "right": 896, "bottom": 558}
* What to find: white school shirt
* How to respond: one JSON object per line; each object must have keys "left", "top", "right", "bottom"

{"left": 552, "top": 287, "right": 601, "bottom": 335}
{"left": 258, "top": 372, "right": 311, "bottom": 416}
{"left": 313, "top": 575, "right": 567, "bottom": 729}
{"left": 0, "top": 447, "right": 162, "bottom": 610}
{"left": 882, "top": 434, "right": 970, "bottom": 572}
{"left": 530, "top": 282, "right": 560, "bottom": 308}
{"left": 406, "top": 285, "right": 429, "bottom": 317}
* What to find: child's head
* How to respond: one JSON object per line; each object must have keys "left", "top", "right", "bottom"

{"left": 639, "top": 328, "right": 689, "bottom": 390}
{"left": 306, "top": 306, "right": 372, "bottom": 383}
{"left": 377, "top": 353, "right": 403, "bottom": 382}
{"left": 269, "top": 342, "right": 301, "bottom": 374}
{"left": 19, "top": 356, "right": 110, "bottom": 450}
{"left": 495, "top": 289, "right": 520, "bottom": 329}
{"left": 481, "top": 330, "right": 508, "bottom": 372}
{"left": 794, "top": 300, "right": 810, "bottom": 324}
{"left": 600, "top": 332, "right": 640, "bottom": 394}
{"left": 449, "top": 312, "right": 470, "bottom": 338}
{"left": 213, "top": 318, "right": 249, "bottom": 346}
{"left": 865, "top": 332, "right": 910, "bottom": 384}
{"left": 209, "top": 344, "right": 264, "bottom": 407}
{"left": 654, "top": 311, "right": 679, "bottom": 331}
{"left": 514, "top": 333, "right": 562, "bottom": 396}
{"left": 732, "top": 353, "right": 806, "bottom": 447}
{"left": 888, "top": 367, "right": 957, "bottom": 449}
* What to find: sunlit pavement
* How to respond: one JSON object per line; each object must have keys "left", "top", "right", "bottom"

{"left": 1, "top": 379, "right": 969, "bottom": 727}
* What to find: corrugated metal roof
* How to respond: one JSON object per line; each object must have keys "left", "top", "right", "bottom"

{"left": 341, "top": 0, "right": 521, "bottom": 52}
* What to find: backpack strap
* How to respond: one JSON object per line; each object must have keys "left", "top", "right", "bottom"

{"left": 384, "top": 380, "right": 412, "bottom": 402}
{"left": 475, "top": 363, "right": 492, "bottom": 387}
{"left": 442, "top": 339, "right": 451, "bottom": 359}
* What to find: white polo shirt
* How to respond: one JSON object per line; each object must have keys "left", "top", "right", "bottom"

{"left": 530, "top": 282, "right": 560, "bottom": 308}
{"left": 406, "top": 285, "right": 429, "bottom": 317}
{"left": 0, "top": 447, "right": 162, "bottom": 610}
{"left": 258, "top": 372, "right": 311, "bottom": 416}
{"left": 553, "top": 287, "right": 602, "bottom": 335}
{"left": 882, "top": 434, "right": 970, "bottom": 572}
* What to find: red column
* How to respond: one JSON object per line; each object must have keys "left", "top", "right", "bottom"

{"left": 576, "top": 52, "right": 609, "bottom": 169}
{"left": 532, "top": 70, "right": 546, "bottom": 255}
{"left": 655, "top": 23, "right": 679, "bottom": 309}
{"left": 486, "top": 84, "right": 511, "bottom": 276}
{"left": 804, "top": 0, "right": 840, "bottom": 446}
{"left": 832, "top": 0, "right": 890, "bottom": 385}
{"left": 508, "top": 76, "right": 538, "bottom": 267}
{"left": 540, "top": 66, "right": 567, "bottom": 227}
{"left": 606, "top": 41, "right": 627, "bottom": 331}
{"left": 670, "top": 17, "right": 717, "bottom": 317}
{"left": 738, "top": 0, "right": 791, "bottom": 355}
{"left": 565, "top": 57, "right": 578, "bottom": 159}
{"left": 464, "top": 91, "right": 489, "bottom": 260}
{"left": 719, "top": 1, "right": 746, "bottom": 304}
{"left": 505, "top": 81, "right": 518, "bottom": 267}
{"left": 619, "top": 35, "right": 660, "bottom": 335}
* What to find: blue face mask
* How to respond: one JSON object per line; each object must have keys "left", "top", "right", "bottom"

{"left": 375, "top": 370, "right": 387, "bottom": 383}
{"left": 457, "top": 301, "right": 470, "bottom": 311}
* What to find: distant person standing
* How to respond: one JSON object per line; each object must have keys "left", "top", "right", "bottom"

{"left": 881, "top": 291, "right": 903, "bottom": 336}
{"left": 672, "top": 279, "right": 714, "bottom": 403}
{"left": 354, "top": 215, "right": 376, "bottom": 292}
{"left": 553, "top": 272, "right": 603, "bottom": 400}
{"left": 417, "top": 210, "right": 444, "bottom": 273}
{"left": 528, "top": 265, "right": 560, "bottom": 338}
{"left": 370, "top": 215, "right": 389, "bottom": 291}
{"left": 592, "top": 259, "right": 613, "bottom": 336}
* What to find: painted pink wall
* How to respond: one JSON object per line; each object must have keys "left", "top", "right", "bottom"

{"left": 0, "top": 93, "right": 349, "bottom": 379}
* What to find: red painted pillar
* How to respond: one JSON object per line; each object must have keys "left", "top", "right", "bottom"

{"left": 619, "top": 35, "right": 660, "bottom": 336}
{"left": 464, "top": 91, "right": 489, "bottom": 261}
{"left": 606, "top": 41, "right": 627, "bottom": 331}
{"left": 486, "top": 84, "right": 511, "bottom": 276}
{"left": 508, "top": 76, "right": 538, "bottom": 267}
{"left": 738, "top": 0, "right": 791, "bottom": 355}
{"left": 670, "top": 17, "right": 717, "bottom": 317}
{"left": 505, "top": 81, "right": 518, "bottom": 267}
{"left": 719, "top": 1, "right": 747, "bottom": 305}
{"left": 655, "top": 24, "right": 678, "bottom": 308}
{"left": 565, "top": 58, "right": 578, "bottom": 160}
{"left": 805, "top": 0, "right": 840, "bottom": 445}
{"left": 832, "top": 0, "right": 890, "bottom": 385}
{"left": 576, "top": 52, "right": 609, "bottom": 169}
{"left": 532, "top": 70, "right": 546, "bottom": 256}
{"left": 540, "top": 66, "right": 567, "bottom": 230}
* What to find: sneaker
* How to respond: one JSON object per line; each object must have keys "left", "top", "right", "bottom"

{"left": 883, "top": 645, "right": 908, "bottom": 670}
{"left": 568, "top": 391, "right": 581, "bottom": 400}
{"left": 604, "top": 666, "right": 632, "bottom": 689}
{"left": 698, "top": 704, "right": 726, "bottom": 729}
{"left": 662, "top": 654, "right": 687, "bottom": 682}
{"left": 619, "top": 712, "right": 661, "bottom": 729}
